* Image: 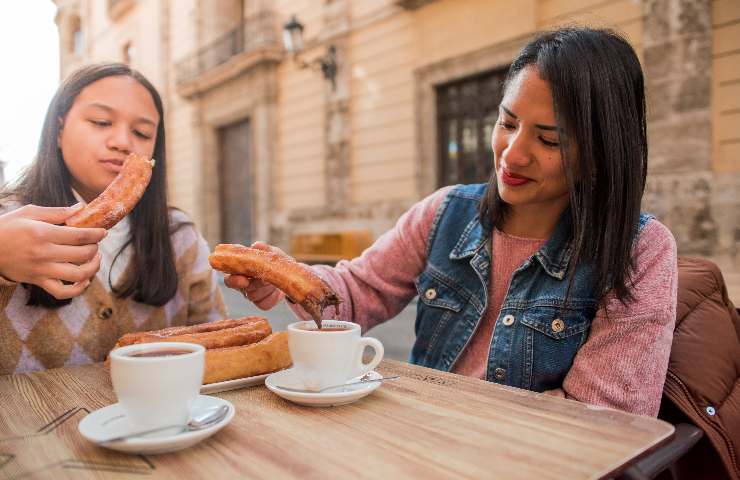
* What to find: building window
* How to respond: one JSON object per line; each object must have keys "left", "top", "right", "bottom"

{"left": 70, "top": 16, "right": 83, "bottom": 55}
{"left": 436, "top": 67, "right": 508, "bottom": 186}
{"left": 122, "top": 41, "right": 134, "bottom": 64}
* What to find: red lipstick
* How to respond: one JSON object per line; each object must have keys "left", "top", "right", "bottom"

{"left": 501, "top": 170, "right": 532, "bottom": 186}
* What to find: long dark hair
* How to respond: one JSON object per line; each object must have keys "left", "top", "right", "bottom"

{"left": 479, "top": 27, "right": 648, "bottom": 305}
{"left": 2, "top": 63, "right": 185, "bottom": 308}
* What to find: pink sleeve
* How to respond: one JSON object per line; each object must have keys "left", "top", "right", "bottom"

{"left": 562, "top": 219, "right": 678, "bottom": 416}
{"left": 289, "top": 187, "right": 452, "bottom": 332}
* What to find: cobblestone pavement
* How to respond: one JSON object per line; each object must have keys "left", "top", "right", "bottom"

{"left": 219, "top": 279, "right": 417, "bottom": 362}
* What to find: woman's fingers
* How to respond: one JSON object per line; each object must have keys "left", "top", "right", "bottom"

{"left": 251, "top": 288, "right": 283, "bottom": 310}
{"left": 251, "top": 241, "right": 290, "bottom": 258}
{"left": 224, "top": 243, "right": 293, "bottom": 311}
{"left": 248, "top": 283, "right": 278, "bottom": 303}
{"left": 224, "top": 273, "right": 283, "bottom": 310}
{"left": 224, "top": 275, "right": 272, "bottom": 295}
{"left": 250, "top": 241, "right": 271, "bottom": 251}
{"left": 224, "top": 274, "right": 251, "bottom": 291}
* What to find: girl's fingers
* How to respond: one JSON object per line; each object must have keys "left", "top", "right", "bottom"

{"left": 37, "top": 278, "right": 91, "bottom": 300}
{"left": 51, "top": 224, "right": 107, "bottom": 246}
{"left": 45, "top": 243, "right": 99, "bottom": 265}
{"left": 16, "top": 203, "right": 84, "bottom": 223}
{"left": 46, "top": 254, "right": 101, "bottom": 284}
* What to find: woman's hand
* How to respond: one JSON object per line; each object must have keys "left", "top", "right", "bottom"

{"left": 0, "top": 204, "right": 107, "bottom": 299}
{"left": 223, "top": 241, "right": 286, "bottom": 310}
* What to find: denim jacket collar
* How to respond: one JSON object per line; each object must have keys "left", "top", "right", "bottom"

{"left": 449, "top": 216, "right": 488, "bottom": 260}
{"left": 533, "top": 209, "right": 573, "bottom": 280}
{"left": 449, "top": 208, "right": 573, "bottom": 280}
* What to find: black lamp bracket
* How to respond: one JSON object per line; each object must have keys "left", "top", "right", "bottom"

{"left": 294, "top": 45, "right": 337, "bottom": 90}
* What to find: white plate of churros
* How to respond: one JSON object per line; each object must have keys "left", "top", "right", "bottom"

{"left": 110, "top": 317, "right": 293, "bottom": 393}
{"left": 200, "top": 372, "right": 272, "bottom": 394}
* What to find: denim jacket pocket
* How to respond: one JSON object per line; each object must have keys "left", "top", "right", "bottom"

{"left": 519, "top": 308, "right": 591, "bottom": 340}
{"left": 412, "top": 268, "right": 468, "bottom": 362}
{"left": 518, "top": 307, "right": 592, "bottom": 391}
{"left": 415, "top": 269, "right": 465, "bottom": 313}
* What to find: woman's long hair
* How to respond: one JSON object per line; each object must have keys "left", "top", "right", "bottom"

{"left": 479, "top": 27, "right": 648, "bottom": 305}
{"left": 2, "top": 63, "right": 185, "bottom": 308}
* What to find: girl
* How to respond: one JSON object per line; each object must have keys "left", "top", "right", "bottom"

{"left": 0, "top": 63, "right": 225, "bottom": 374}
{"left": 228, "top": 27, "right": 678, "bottom": 417}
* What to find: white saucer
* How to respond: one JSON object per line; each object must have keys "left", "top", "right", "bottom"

{"left": 265, "top": 369, "right": 382, "bottom": 407}
{"left": 200, "top": 372, "right": 271, "bottom": 394}
{"left": 78, "top": 395, "right": 235, "bottom": 455}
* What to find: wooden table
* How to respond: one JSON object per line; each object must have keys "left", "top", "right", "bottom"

{"left": 0, "top": 360, "right": 673, "bottom": 479}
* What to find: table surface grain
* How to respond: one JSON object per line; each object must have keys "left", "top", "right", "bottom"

{"left": 0, "top": 359, "right": 674, "bottom": 479}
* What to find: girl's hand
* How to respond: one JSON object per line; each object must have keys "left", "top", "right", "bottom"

{"left": 0, "top": 204, "right": 107, "bottom": 299}
{"left": 223, "top": 241, "right": 286, "bottom": 310}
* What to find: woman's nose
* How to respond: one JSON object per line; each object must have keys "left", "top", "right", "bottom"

{"left": 502, "top": 130, "right": 532, "bottom": 167}
{"left": 107, "top": 124, "right": 132, "bottom": 153}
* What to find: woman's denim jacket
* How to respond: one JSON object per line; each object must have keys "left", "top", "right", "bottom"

{"left": 411, "top": 184, "right": 652, "bottom": 392}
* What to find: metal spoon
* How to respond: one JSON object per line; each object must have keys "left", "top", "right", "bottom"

{"left": 277, "top": 375, "right": 400, "bottom": 394}
{"left": 99, "top": 404, "right": 229, "bottom": 443}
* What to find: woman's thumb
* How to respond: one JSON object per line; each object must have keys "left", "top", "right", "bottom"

{"left": 251, "top": 241, "right": 290, "bottom": 258}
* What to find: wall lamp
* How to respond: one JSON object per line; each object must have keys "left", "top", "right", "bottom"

{"left": 282, "top": 15, "right": 338, "bottom": 90}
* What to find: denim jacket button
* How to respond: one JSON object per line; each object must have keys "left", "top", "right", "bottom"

{"left": 494, "top": 368, "right": 506, "bottom": 380}
{"left": 551, "top": 318, "right": 565, "bottom": 333}
{"left": 424, "top": 288, "right": 437, "bottom": 300}
{"left": 502, "top": 315, "right": 515, "bottom": 326}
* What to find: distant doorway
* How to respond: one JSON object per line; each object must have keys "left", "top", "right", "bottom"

{"left": 436, "top": 68, "right": 508, "bottom": 186}
{"left": 218, "top": 119, "right": 252, "bottom": 245}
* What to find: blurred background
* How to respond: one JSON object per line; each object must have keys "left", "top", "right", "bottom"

{"left": 1, "top": 0, "right": 738, "bottom": 360}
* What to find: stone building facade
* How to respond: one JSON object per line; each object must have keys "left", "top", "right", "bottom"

{"left": 52, "top": 0, "right": 739, "bottom": 288}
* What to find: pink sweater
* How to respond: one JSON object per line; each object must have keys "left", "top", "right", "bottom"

{"left": 292, "top": 187, "right": 678, "bottom": 417}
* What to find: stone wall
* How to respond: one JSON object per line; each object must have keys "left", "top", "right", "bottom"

{"left": 643, "top": 0, "right": 739, "bottom": 274}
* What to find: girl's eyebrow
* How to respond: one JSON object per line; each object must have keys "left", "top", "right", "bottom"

{"left": 500, "top": 105, "right": 558, "bottom": 131}
{"left": 86, "top": 102, "right": 157, "bottom": 127}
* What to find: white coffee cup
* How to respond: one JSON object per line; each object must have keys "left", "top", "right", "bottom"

{"left": 109, "top": 342, "right": 205, "bottom": 432}
{"left": 287, "top": 320, "right": 384, "bottom": 392}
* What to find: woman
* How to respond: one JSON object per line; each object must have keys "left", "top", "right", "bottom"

{"left": 228, "top": 28, "right": 678, "bottom": 416}
{"left": 0, "top": 63, "right": 225, "bottom": 374}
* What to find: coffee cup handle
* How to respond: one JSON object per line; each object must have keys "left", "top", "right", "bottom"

{"left": 353, "top": 337, "right": 384, "bottom": 377}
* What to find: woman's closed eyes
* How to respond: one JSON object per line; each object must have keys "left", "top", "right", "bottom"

{"left": 497, "top": 120, "right": 560, "bottom": 148}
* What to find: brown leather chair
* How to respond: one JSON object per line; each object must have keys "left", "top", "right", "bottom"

{"left": 619, "top": 257, "right": 740, "bottom": 480}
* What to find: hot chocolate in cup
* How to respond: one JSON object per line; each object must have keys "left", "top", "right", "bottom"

{"left": 109, "top": 342, "right": 205, "bottom": 433}
{"left": 287, "top": 320, "right": 384, "bottom": 392}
